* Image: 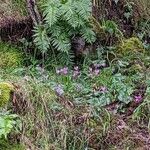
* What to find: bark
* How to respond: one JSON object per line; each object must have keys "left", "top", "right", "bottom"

{"left": 26, "top": 0, "right": 42, "bottom": 24}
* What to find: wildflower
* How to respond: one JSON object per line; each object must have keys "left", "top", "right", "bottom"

{"left": 93, "top": 63, "right": 101, "bottom": 68}
{"left": 73, "top": 66, "right": 80, "bottom": 78}
{"left": 56, "top": 67, "right": 68, "bottom": 75}
{"left": 93, "top": 68, "right": 100, "bottom": 76}
{"left": 99, "top": 86, "right": 107, "bottom": 93}
{"left": 61, "top": 67, "right": 68, "bottom": 75}
{"left": 89, "top": 66, "right": 100, "bottom": 76}
{"left": 134, "top": 95, "right": 142, "bottom": 103}
{"left": 100, "top": 63, "right": 106, "bottom": 67}
{"left": 54, "top": 85, "right": 64, "bottom": 96}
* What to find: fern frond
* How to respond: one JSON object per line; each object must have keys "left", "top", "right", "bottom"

{"left": 81, "top": 26, "right": 96, "bottom": 43}
{"left": 51, "top": 33, "right": 71, "bottom": 53}
{"left": 57, "top": 50, "right": 75, "bottom": 66}
{"left": 43, "top": 0, "right": 60, "bottom": 27}
{"left": 74, "top": 0, "right": 92, "bottom": 21}
{"left": 33, "top": 25, "right": 50, "bottom": 53}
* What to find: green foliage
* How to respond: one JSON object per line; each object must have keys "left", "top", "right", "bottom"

{"left": 0, "top": 82, "right": 14, "bottom": 107}
{"left": 91, "top": 17, "right": 123, "bottom": 43}
{"left": 101, "top": 20, "right": 123, "bottom": 37}
{"left": 80, "top": 70, "right": 134, "bottom": 106}
{"left": 136, "top": 19, "right": 150, "bottom": 50}
{"left": 34, "top": 0, "right": 96, "bottom": 60}
{"left": 0, "top": 43, "right": 23, "bottom": 70}
{"left": 33, "top": 25, "right": 50, "bottom": 54}
{"left": 0, "top": 112, "right": 21, "bottom": 139}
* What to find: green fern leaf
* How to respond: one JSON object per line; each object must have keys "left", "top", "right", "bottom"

{"left": 33, "top": 25, "right": 50, "bottom": 53}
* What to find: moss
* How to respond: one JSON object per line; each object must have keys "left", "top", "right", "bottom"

{"left": 0, "top": 42, "right": 23, "bottom": 69}
{"left": 117, "top": 37, "right": 145, "bottom": 55}
{"left": 0, "top": 82, "right": 14, "bottom": 107}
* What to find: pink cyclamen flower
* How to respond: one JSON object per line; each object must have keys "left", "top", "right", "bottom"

{"left": 61, "top": 67, "right": 68, "bottom": 75}
{"left": 93, "top": 63, "right": 101, "bottom": 68}
{"left": 101, "top": 63, "right": 106, "bottom": 67}
{"left": 134, "top": 95, "right": 142, "bottom": 103}
{"left": 56, "top": 67, "right": 68, "bottom": 75}
{"left": 73, "top": 70, "right": 80, "bottom": 78}
{"left": 73, "top": 66, "right": 80, "bottom": 78}
{"left": 94, "top": 68, "right": 100, "bottom": 76}
{"left": 54, "top": 85, "right": 64, "bottom": 96}
{"left": 99, "top": 86, "right": 107, "bottom": 93}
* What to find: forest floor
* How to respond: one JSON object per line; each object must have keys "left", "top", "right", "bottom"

{"left": 0, "top": 0, "right": 150, "bottom": 150}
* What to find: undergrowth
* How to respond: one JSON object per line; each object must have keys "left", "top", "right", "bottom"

{"left": 0, "top": 0, "right": 150, "bottom": 149}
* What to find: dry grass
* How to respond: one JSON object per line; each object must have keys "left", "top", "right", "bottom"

{"left": 0, "top": 0, "right": 26, "bottom": 21}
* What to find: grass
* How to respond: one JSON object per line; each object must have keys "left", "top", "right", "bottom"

{"left": 0, "top": 0, "right": 26, "bottom": 20}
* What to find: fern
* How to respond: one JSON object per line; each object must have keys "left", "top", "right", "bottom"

{"left": 81, "top": 26, "right": 96, "bottom": 43}
{"left": 43, "top": 0, "right": 60, "bottom": 27}
{"left": 33, "top": 0, "right": 96, "bottom": 64}
{"left": 33, "top": 25, "right": 50, "bottom": 53}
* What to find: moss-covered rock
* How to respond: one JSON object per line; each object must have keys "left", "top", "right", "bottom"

{"left": 117, "top": 37, "right": 145, "bottom": 55}
{"left": 0, "top": 82, "right": 14, "bottom": 107}
{"left": 0, "top": 42, "right": 23, "bottom": 69}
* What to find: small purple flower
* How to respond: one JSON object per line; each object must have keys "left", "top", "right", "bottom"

{"left": 93, "top": 63, "right": 101, "bottom": 68}
{"left": 89, "top": 66, "right": 100, "bottom": 76}
{"left": 54, "top": 85, "right": 64, "bottom": 96}
{"left": 61, "top": 67, "right": 68, "bottom": 75}
{"left": 99, "top": 86, "right": 107, "bottom": 93}
{"left": 134, "top": 95, "right": 142, "bottom": 103}
{"left": 93, "top": 68, "right": 100, "bottom": 76}
{"left": 56, "top": 67, "right": 68, "bottom": 75}
{"left": 100, "top": 63, "right": 106, "bottom": 67}
{"left": 73, "top": 70, "right": 80, "bottom": 78}
{"left": 73, "top": 66, "right": 80, "bottom": 78}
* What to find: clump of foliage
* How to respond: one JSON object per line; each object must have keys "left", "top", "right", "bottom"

{"left": 33, "top": 0, "right": 96, "bottom": 64}
{"left": 92, "top": 18, "right": 123, "bottom": 43}
{"left": 0, "top": 82, "right": 14, "bottom": 107}
{"left": 117, "top": 37, "right": 145, "bottom": 55}
{"left": 0, "top": 43, "right": 23, "bottom": 69}
{"left": 0, "top": 111, "right": 22, "bottom": 150}
{"left": 0, "top": 112, "right": 20, "bottom": 139}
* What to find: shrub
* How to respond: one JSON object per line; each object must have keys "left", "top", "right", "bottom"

{"left": 0, "top": 43, "right": 23, "bottom": 69}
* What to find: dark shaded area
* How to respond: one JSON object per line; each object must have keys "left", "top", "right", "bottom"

{"left": 0, "top": 17, "right": 33, "bottom": 42}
